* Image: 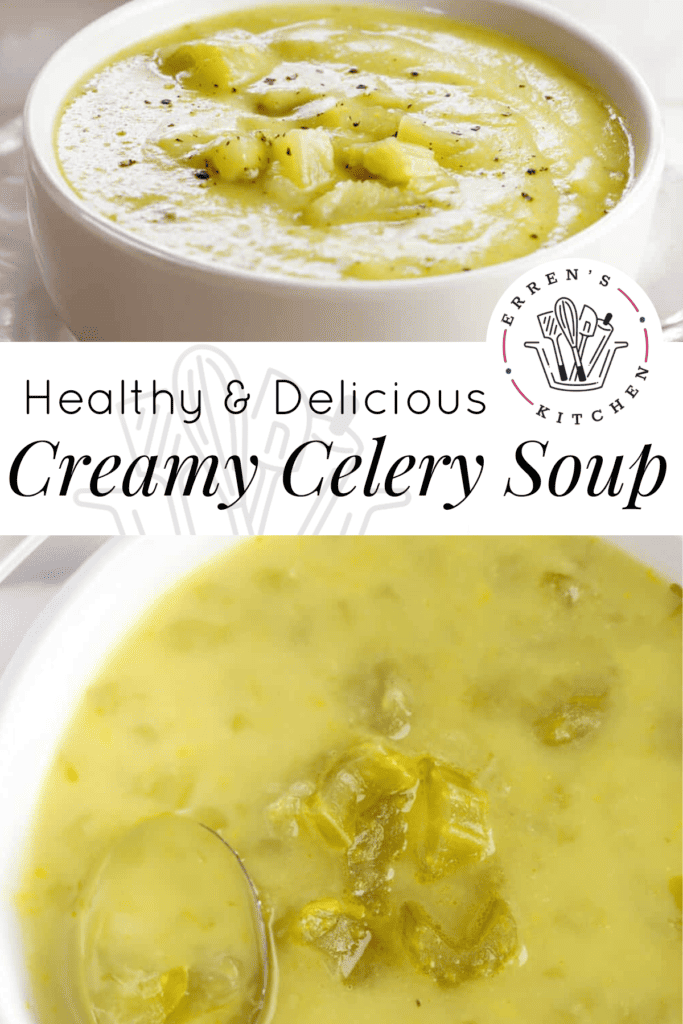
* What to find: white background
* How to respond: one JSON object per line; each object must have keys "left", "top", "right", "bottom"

{"left": 0, "top": 340, "right": 680, "bottom": 535}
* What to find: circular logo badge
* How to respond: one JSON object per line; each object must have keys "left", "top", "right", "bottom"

{"left": 487, "top": 258, "right": 661, "bottom": 426}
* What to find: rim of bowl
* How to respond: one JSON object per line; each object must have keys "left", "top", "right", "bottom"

{"left": 0, "top": 536, "right": 238, "bottom": 1024}
{"left": 23, "top": 0, "right": 665, "bottom": 295}
{"left": 0, "top": 535, "right": 679, "bottom": 1024}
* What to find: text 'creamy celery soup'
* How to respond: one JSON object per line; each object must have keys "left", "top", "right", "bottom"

{"left": 18, "top": 538, "right": 681, "bottom": 1024}
{"left": 56, "top": 6, "right": 632, "bottom": 280}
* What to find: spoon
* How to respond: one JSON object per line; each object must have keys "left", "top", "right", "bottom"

{"left": 663, "top": 308, "right": 683, "bottom": 343}
{"left": 70, "top": 814, "right": 269, "bottom": 1024}
{"left": 0, "top": 536, "right": 47, "bottom": 586}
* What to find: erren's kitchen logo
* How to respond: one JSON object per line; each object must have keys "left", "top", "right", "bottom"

{"left": 487, "top": 258, "right": 661, "bottom": 426}
{"left": 526, "top": 297, "right": 627, "bottom": 392}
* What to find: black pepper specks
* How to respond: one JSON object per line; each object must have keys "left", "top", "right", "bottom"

{"left": 356, "top": 83, "right": 368, "bottom": 89}
{"left": 264, "top": 77, "right": 276, "bottom": 85}
{"left": 161, "top": 98, "right": 171, "bottom": 105}
{"left": 118, "top": 159, "right": 136, "bottom": 167}
{"left": 195, "top": 169, "right": 210, "bottom": 179}
{"left": 521, "top": 192, "right": 533, "bottom": 200}
{"left": 526, "top": 168, "right": 536, "bottom": 175}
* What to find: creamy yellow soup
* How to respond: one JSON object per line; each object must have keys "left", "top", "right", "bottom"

{"left": 56, "top": 6, "right": 632, "bottom": 280}
{"left": 19, "top": 538, "right": 681, "bottom": 1024}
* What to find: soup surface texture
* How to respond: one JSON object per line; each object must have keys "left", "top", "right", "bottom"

{"left": 19, "top": 538, "right": 681, "bottom": 1024}
{"left": 56, "top": 5, "right": 632, "bottom": 280}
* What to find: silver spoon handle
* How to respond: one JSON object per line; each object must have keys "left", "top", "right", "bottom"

{"left": 0, "top": 536, "right": 48, "bottom": 587}
{"left": 662, "top": 309, "right": 683, "bottom": 342}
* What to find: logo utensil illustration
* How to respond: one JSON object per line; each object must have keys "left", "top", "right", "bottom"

{"left": 491, "top": 258, "right": 660, "bottom": 423}
{"left": 555, "top": 297, "right": 586, "bottom": 382}
{"left": 524, "top": 296, "right": 627, "bottom": 393}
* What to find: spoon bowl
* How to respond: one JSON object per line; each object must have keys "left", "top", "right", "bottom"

{"left": 71, "top": 814, "right": 269, "bottom": 1024}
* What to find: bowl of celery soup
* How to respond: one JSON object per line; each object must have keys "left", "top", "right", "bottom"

{"left": 24, "top": 0, "right": 664, "bottom": 340}
{"left": 0, "top": 536, "right": 680, "bottom": 1023}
